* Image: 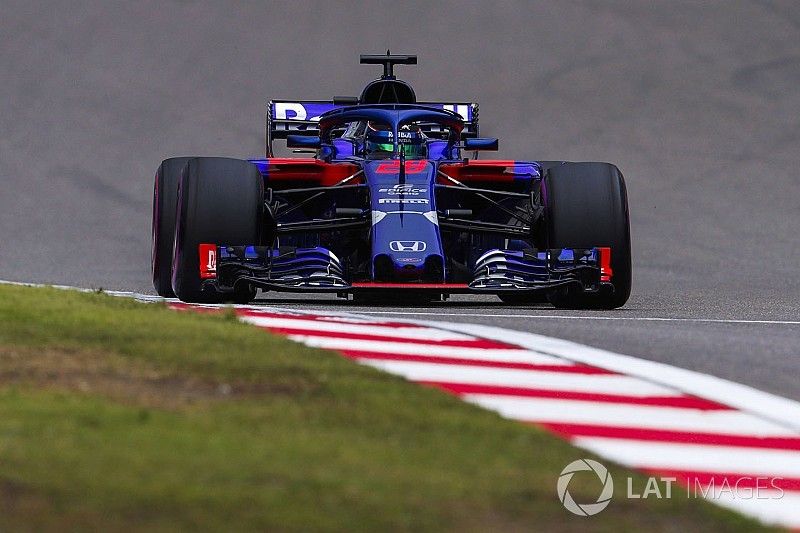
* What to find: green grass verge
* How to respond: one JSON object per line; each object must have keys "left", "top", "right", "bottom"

{"left": 0, "top": 284, "right": 773, "bottom": 531}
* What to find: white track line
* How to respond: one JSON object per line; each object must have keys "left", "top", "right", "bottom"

{"left": 339, "top": 310, "right": 800, "bottom": 326}
{"left": 462, "top": 395, "right": 795, "bottom": 436}
{"left": 706, "top": 490, "right": 800, "bottom": 529}
{"left": 289, "top": 335, "right": 569, "bottom": 364}
{"left": 409, "top": 320, "right": 800, "bottom": 433}
{"left": 359, "top": 360, "right": 677, "bottom": 396}
{"left": 239, "top": 316, "right": 475, "bottom": 341}
{"left": 573, "top": 437, "right": 800, "bottom": 478}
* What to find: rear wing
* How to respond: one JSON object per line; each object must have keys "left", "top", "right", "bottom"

{"left": 266, "top": 100, "right": 479, "bottom": 156}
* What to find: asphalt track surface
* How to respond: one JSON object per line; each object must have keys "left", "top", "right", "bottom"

{"left": 1, "top": 2, "right": 799, "bottom": 400}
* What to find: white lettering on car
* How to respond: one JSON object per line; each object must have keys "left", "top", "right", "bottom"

{"left": 378, "top": 198, "right": 429, "bottom": 204}
{"left": 273, "top": 102, "right": 307, "bottom": 120}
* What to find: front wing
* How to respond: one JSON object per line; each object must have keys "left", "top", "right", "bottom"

{"left": 197, "top": 244, "right": 614, "bottom": 297}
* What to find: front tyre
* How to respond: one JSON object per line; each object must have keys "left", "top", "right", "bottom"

{"left": 544, "top": 162, "right": 632, "bottom": 309}
{"left": 171, "top": 157, "right": 263, "bottom": 303}
{"left": 152, "top": 157, "right": 192, "bottom": 297}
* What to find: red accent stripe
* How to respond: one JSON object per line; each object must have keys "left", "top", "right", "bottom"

{"left": 464, "top": 160, "right": 518, "bottom": 166}
{"left": 264, "top": 157, "right": 318, "bottom": 164}
{"left": 540, "top": 423, "right": 799, "bottom": 449}
{"left": 266, "top": 160, "right": 361, "bottom": 187}
{"left": 342, "top": 351, "right": 611, "bottom": 374}
{"left": 351, "top": 283, "right": 469, "bottom": 289}
{"left": 265, "top": 327, "right": 516, "bottom": 348}
{"left": 425, "top": 381, "right": 729, "bottom": 410}
{"left": 639, "top": 469, "right": 800, "bottom": 492}
{"left": 198, "top": 243, "right": 217, "bottom": 279}
{"left": 598, "top": 247, "right": 613, "bottom": 282}
{"left": 438, "top": 161, "right": 520, "bottom": 183}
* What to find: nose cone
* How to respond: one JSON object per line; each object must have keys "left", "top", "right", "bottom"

{"left": 365, "top": 160, "right": 445, "bottom": 282}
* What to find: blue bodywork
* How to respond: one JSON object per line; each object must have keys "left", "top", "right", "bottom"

{"left": 211, "top": 104, "right": 605, "bottom": 296}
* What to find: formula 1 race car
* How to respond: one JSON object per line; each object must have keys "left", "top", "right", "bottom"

{"left": 151, "top": 53, "right": 631, "bottom": 308}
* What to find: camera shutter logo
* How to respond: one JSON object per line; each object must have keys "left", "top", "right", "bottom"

{"left": 557, "top": 459, "right": 614, "bottom": 516}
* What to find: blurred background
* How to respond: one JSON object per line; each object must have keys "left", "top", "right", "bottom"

{"left": 1, "top": 1, "right": 798, "bottom": 312}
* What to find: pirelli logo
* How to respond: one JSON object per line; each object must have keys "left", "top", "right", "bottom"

{"left": 378, "top": 198, "right": 429, "bottom": 204}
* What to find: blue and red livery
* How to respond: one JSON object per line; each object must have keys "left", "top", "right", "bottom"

{"left": 152, "top": 54, "right": 632, "bottom": 308}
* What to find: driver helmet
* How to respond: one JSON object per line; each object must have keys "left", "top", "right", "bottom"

{"left": 366, "top": 122, "right": 426, "bottom": 158}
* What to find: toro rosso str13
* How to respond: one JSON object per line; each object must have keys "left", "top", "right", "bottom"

{"left": 151, "top": 54, "right": 631, "bottom": 308}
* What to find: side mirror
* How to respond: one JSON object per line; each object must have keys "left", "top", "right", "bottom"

{"left": 286, "top": 135, "right": 321, "bottom": 149}
{"left": 463, "top": 137, "right": 499, "bottom": 151}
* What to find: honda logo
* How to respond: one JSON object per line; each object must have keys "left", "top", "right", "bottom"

{"left": 389, "top": 240, "right": 427, "bottom": 252}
